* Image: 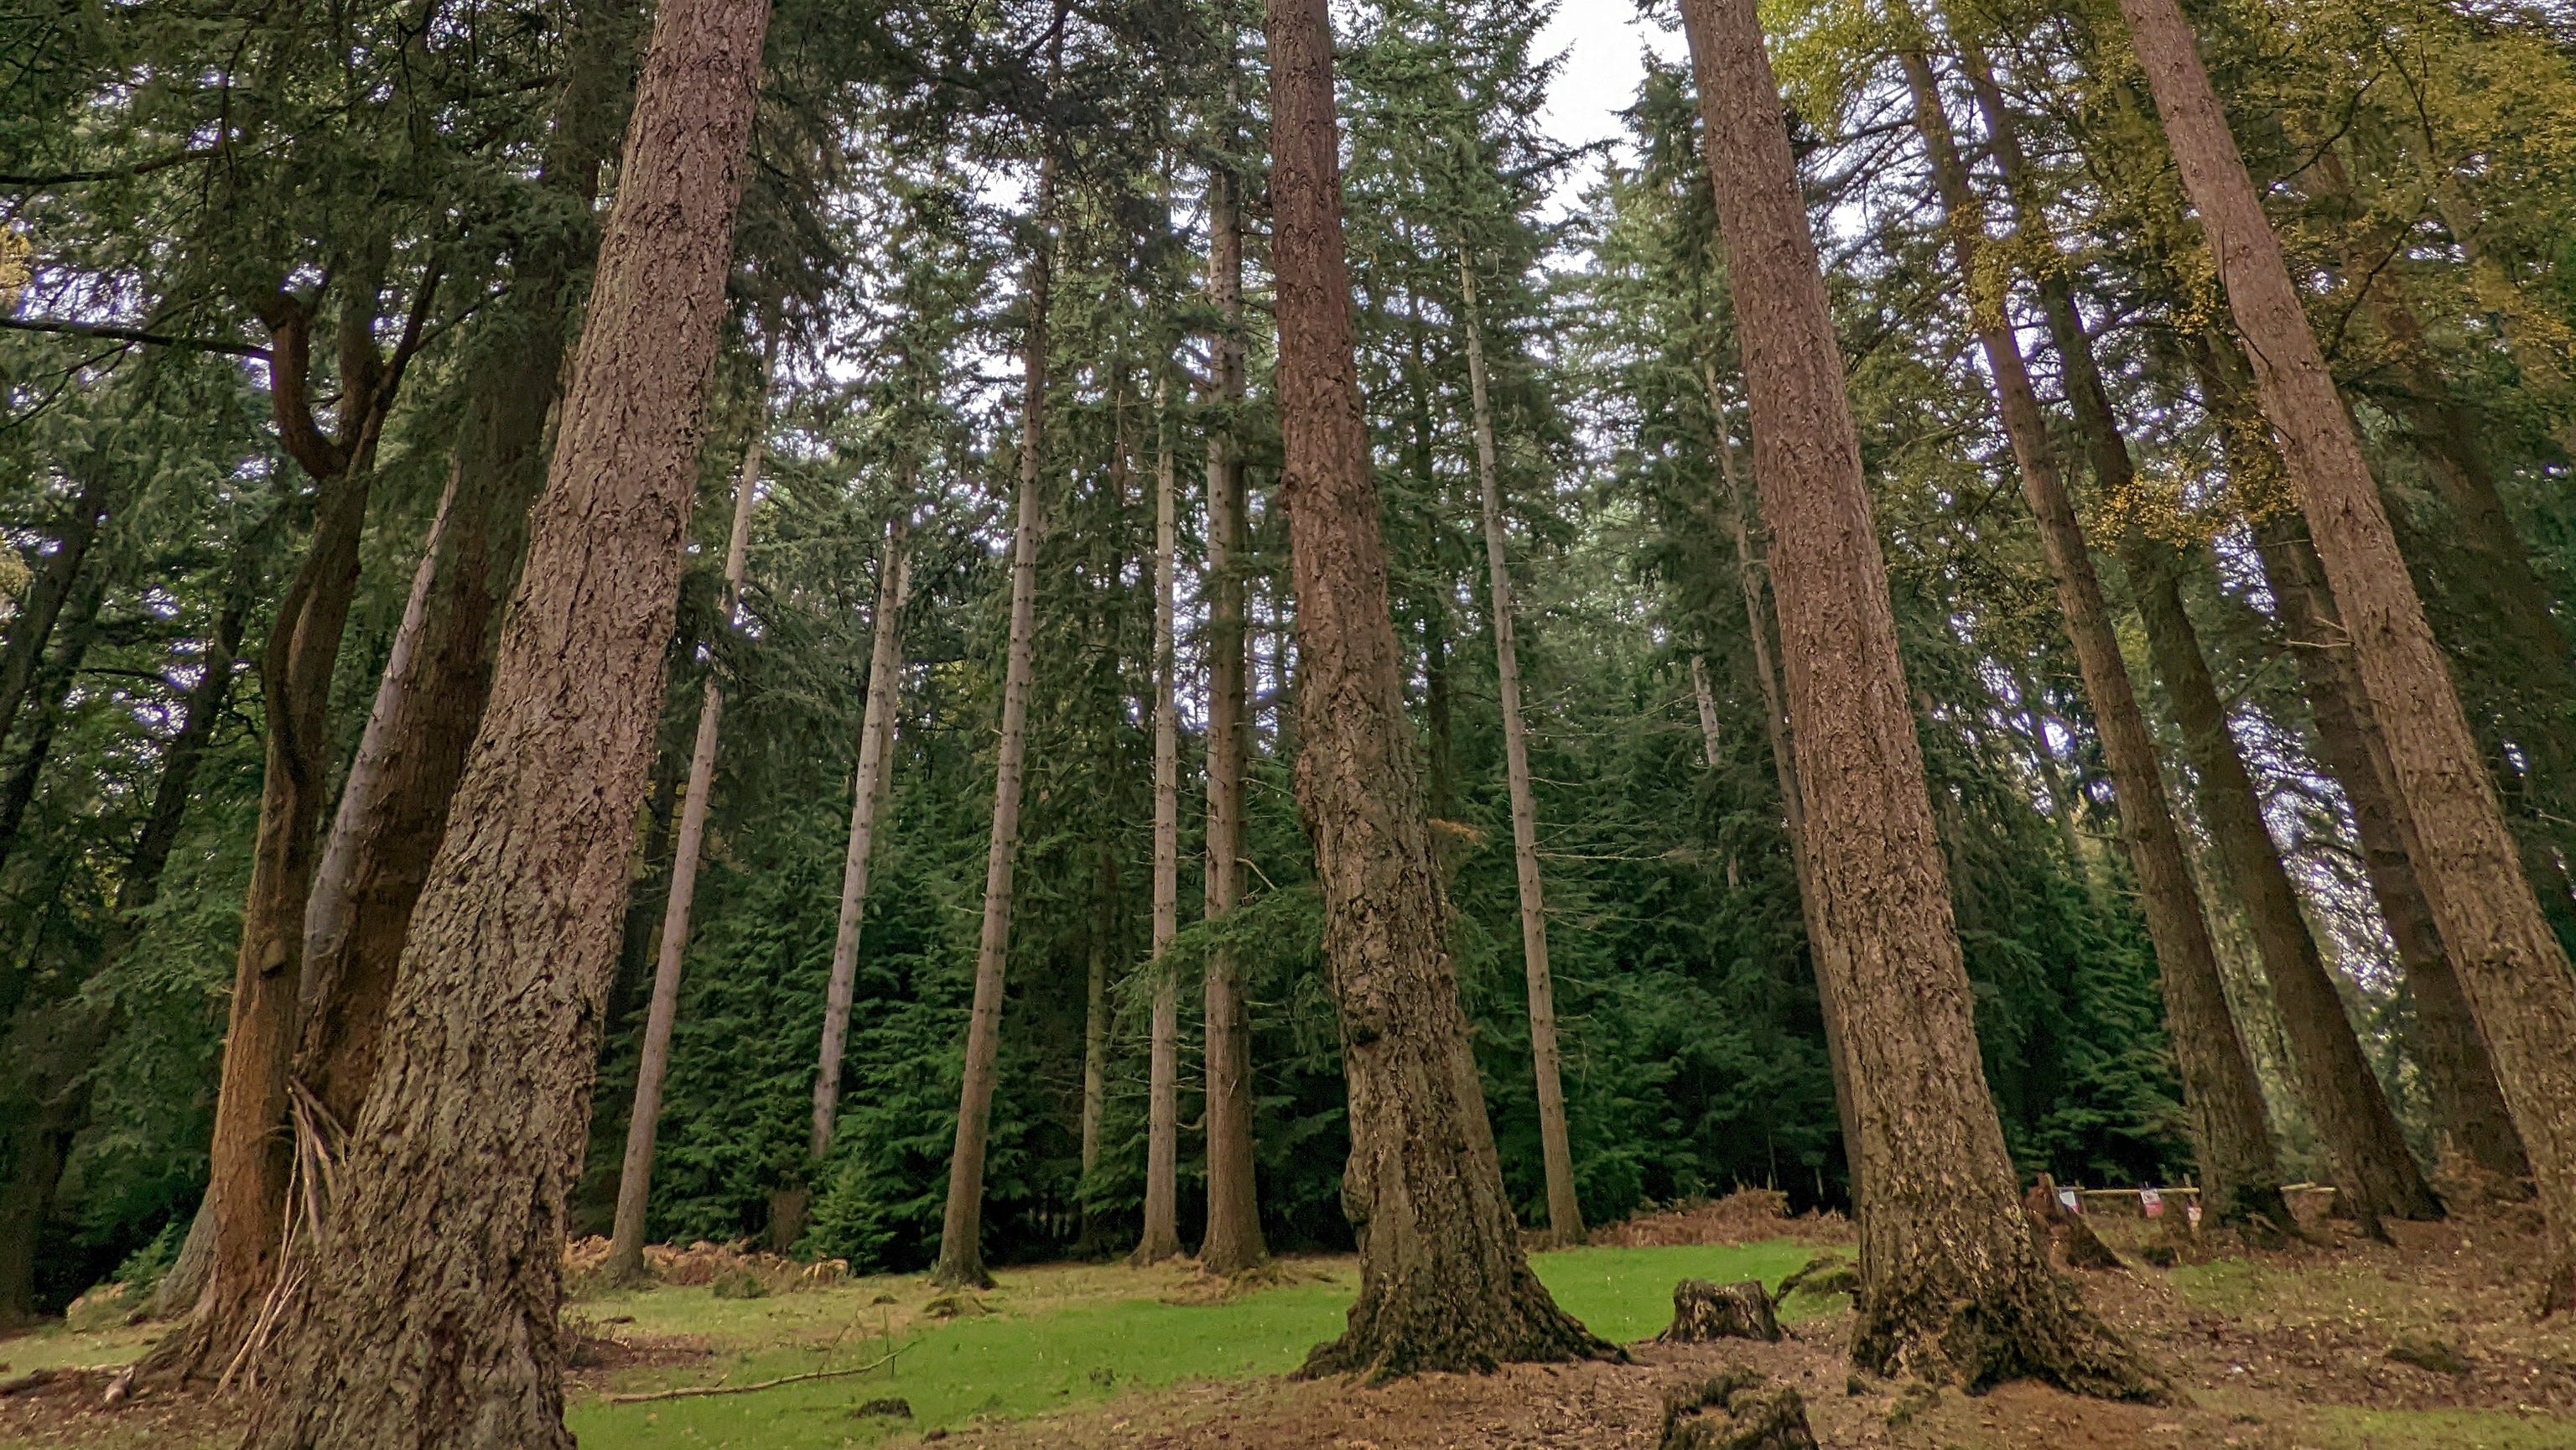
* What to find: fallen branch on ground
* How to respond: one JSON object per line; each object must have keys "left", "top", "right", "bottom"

{"left": 601, "top": 1343, "right": 907, "bottom": 1404}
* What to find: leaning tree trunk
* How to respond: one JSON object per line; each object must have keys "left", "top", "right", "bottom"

{"left": 930, "top": 175, "right": 1053, "bottom": 1291}
{"left": 1907, "top": 39, "right": 2288, "bottom": 1227}
{"left": 1460, "top": 257, "right": 1582, "bottom": 1246}
{"left": 1680, "top": 0, "right": 2150, "bottom": 1393}
{"left": 606, "top": 367, "right": 771, "bottom": 1281}
{"left": 1690, "top": 655, "right": 1723, "bottom": 769}
{"left": 2115, "top": 0, "right": 2576, "bottom": 1310}
{"left": 1704, "top": 383, "right": 1857, "bottom": 1180}
{"left": 0, "top": 574, "right": 104, "bottom": 875}
{"left": 293, "top": 0, "right": 632, "bottom": 1135}
{"left": 1266, "top": 0, "right": 1607, "bottom": 1381}
{"left": 238, "top": 0, "right": 771, "bottom": 1436}
{"left": 1199, "top": 120, "right": 1267, "bottom": 1277}
{"left": 2250, "top": 517, "right": 2529, "bottom": 1180}
{"left": 812, "top": 512, "right": 909, "bottom": 1160}
{"left": 0, "top": 470, "right": 112, "bottom": 765}
{"left": 1135, "top": 382, "right": 1185, "bottom": 1266}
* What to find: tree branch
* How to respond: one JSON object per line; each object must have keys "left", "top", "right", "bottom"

{"left": 0, "top": 316, "right": 269, "bottom": 359}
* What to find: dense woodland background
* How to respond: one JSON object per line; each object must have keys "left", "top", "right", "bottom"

{"left": 3, "top": 0, "right": 2572, "bottom": 1324}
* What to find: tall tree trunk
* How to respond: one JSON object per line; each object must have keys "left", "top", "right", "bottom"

{"left": 812, "top": 513, "right": 908, "bottom": 1161}
{"left": 1459, "top": 257, "right": 1582, "bottom": 1246}
{"left": 2250, "top": 517, "right": 2529, "bottom": 1180}
{"left": 929, "top": 172, "right": 1052, "bottom": 1291}
{"left": 1690, "top": 655, "right": 1722, "bottom": 769}
{"left": 0, "top": 471, "right": 113, "bottom": 764}
{"left": 1267, "top": 0, "right": 1605, "bottom": 1380}
{"left": 606, "top": 367, "right": 770, "bottom": 1281}
{"left": 1909, "top": 37, "right": 2288, "bottom": 1227}
{"left": 293, "top": 0, "right": 633, "bottom": 1135}
{"left": 1199, "top": 108, "right": 1266, "bottom": 1276}
{"left": 2127, "top": 538, "right": 2441, "bottom": 1231}
{"left": 2115, "top": 0, "right": 2576, "bottom": 1308}
{"left": 1135, "top": 382, "right": 1184, "bottom": 1266}
{"left": 1679, "top": 0, "right": 2148, "bottom": 1392}
{"left": 0, "top": 574, "right": 105, "bottom": 874}
{"left": 242, "top": 0, "right": 771, "bottom": 1434}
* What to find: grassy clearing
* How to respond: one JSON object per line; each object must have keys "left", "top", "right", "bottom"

{"left": 564, "top": 1241, "right": 1821, "bottom": 1449}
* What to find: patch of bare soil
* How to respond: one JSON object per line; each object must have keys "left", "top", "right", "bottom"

{"left": 0, "top": 1366, "right": 244, "bottom": 1450}
{"left": 560, "top": 1313, "right": 716, "bottom": 1391}
{"left": 1586, "top": 1189, "right": 1856, "bottom": 1250}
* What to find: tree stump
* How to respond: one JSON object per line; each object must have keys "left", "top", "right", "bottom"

{"left": 1658, "top": 1279, "right": 1781, "bottom": 1343}
{"left": 1659, "top": 1369, "right": 1819, "bottom": 1450}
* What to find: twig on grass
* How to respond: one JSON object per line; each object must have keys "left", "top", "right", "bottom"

{"left": 601, "top": 1343, "right": 909, "bottom": 1405}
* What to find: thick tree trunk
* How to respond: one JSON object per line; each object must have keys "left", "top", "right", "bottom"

{"left": 241, "top": 0, "right": 771, "bottom": 1435}
{"left": 606, "top": 380, "right": 769, "bottom": 1281}
{"left": 930, "top": 181, "right": 1052, "bottom": 1291}
{"left": 1680, "top": 0, "right": 2148, "bottom": 1393}
{"left": 2250, "top": 518, "right": 2529, "bottom": 1180}
{"left": 2116, "top": 0, "right": 2576, "bottom": 1308}
{"left": 293, "top": 3, "right": 631, "bottom": 1133}
{"left": 1705, "top": 374, "right": 1859, "bottom": 1188}
{"left": 2127, "top": 540, "right": 2440, "bottom": 1232}
{"left": 812, "top": 515, "right": 908, "bottom": 1161}
{"left": 1267, "top": 0, "right": 1606, "bottom": 1380}
{"left": 1199, "top": 131, "right": 1266, "bottom": 1277}
{"left": 1136, "top": 386, "right": 1184, "bottom": 1266}
{"left": 1913, "top": 42, "right": 2288, "bottom": 1227}
{"left": 1461, "top": 258, "right": 1583, "bottom": 1246}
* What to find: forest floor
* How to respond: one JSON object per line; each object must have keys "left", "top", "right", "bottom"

{"left": 3, "top": 1193, "right": 2572, "bottom": 1448}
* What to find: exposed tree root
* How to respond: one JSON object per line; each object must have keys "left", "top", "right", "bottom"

{"left": 1296, "top": 1264, "right": 1618, "bottom": 1384}
{"left": 1850, "top": 1253, "right": 2164, "bottom": 1402}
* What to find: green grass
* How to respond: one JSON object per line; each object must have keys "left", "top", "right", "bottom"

{"left": 2297, "top": 1405, "right": 2576, "bottom": 1450}
{"left": 565, "top": 1242, "right": 1821, "bottom": 1449}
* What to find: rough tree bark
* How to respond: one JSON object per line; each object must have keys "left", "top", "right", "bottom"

{"left": 607, "top": 356, "right": 771, "bottom": 1281}
{"left": 1267, "top": 0, "right": 1607, "bottom": 1380}
{"left": 155, "top": 268, "right": 439, "bottom": 1385}
{"left": 1135, "top": 382, "right": 1185, "bottom": 1266}
{"left": 1460, "top": 256, "right": 1582, "bottom": 1246}
{"left": 1199, "top": 96, "right": 1267, "bottom": 1276}
{"left": 1909, "top": 38, "right": 2288, "bottom": 1227}
{"left": 2114, "top": 0, "right": 2576, "bottom": 1309}
{"left": 2249, "top": 517, "right": 2528, "bottom": 1180}
{"left": 1680, "top": 0, "right": 2150, "bottom": 1392}
{"left": 930, "top": 167, "right": 1053, "bottom": 1291}
{"left": 238, "top": 0, "right": 772, "bottom": 1433}
{"left": 293, "top": 0, "right": 634, "bottom": 1135}
{"left": 812, "top": 512, "right": 909, "bottom": 1161}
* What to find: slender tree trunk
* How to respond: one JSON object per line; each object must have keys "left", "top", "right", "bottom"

{"left": 2115, "top": 0, "right": 2576, "bottom": 1307}
{"left": 1199, "top": 118, "right": 1266, "bottom": 1277}
{"left": 1267, "top": 0, "right": 1606, "bottom": 1380}
{"left": 2127, "top": 539, "right": 2440, "bottom": 1231}
{"left": 1910, "top": 39, "right": 2288, "bottom": 1227}
{"left": 0, "top": 471, "right": 112, "bottom": 762}
{"left": 242, "top": 0, "right": 771, "bottom": 1434}
{"left": 1135, "top": 382, "right": 1184, "bottom": 1265}
{"left": 1680, "top": 0, "right": 2148, "bottom": 1392}
{"left": 812, "top": 513, "right": 909, "bottom": 1161}
{"left": 2250, "top": 517, "right": 2528, "bottom": 1180}
{"left": 1706, "top": 365, "right": 1857, "bottom": 1197}
{"left": 1690, "top": 655, "right": 1722, "bottom": 770}
{"left": 930, "top": 174, "right": 1053, "bottom": 1291}
{"left": 606, "top": 368, "right": 770, "bottom": 1281}
{"left": 0, "top": 574, "right": 105, "bottom": 874}
{"left": 1458, "top": 258, "right": 1582, "bottom": 1245}
{"left": 293, "top": 1, "right": 632, "bottom": 1133}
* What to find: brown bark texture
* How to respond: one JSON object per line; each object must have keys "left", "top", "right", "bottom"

{"left": 237, "top": 0, "right": 771, "bottom": 1437}
{"left": 1136, "top": 387, "right": 1184, "bottom": 1265}
{"left": 931, "top": 180, "right": 1052, "bottom": 1291}
{"left": 813, "top": 514, "right": 909, "bottom": 1161}
{"left": 1267, "top": 0, "right": 1606, "bottom": 1380}
{"left": 1918, "top": 38, "right": 2288, "bottom": 1227}
{"left": 607, "top": 381, "right": 769, "bottom": 1280}
{"left": 1461, "top": 257, "right": 1582, "bottom": 1246}
{"left": 1199, "top": 139, "right": 1266, "bottom": 1277}
{"left": 2249, "top": 517, "right": 2527, "bottom": 1179}
{"left": 2116, "top": 0, "right": 2576, "bottom": 1310}
{"left": 1680, "top": 0, "right": 2149, "bottom": 1394}
{"left": 293, "top": 7, "right": 631, "bottom": 1133}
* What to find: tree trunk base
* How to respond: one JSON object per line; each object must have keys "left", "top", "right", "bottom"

{"left": 1296, "top": 1264, "right": 1617, "bottom": 1383}
{"left": 1128, "top": 1234, "right": 1183, "bottom": 1268}
{"left": 927, "top": 1255, "right": 995, "bottom": 1292}
{"left": 1850, "top": 1252, "right": 2162, "bottom": 1401}
{"left": 1659, "top": 1369, "right": 1818, "bottom": 1450}
{"left": 1659, "top": 1280, "right": 1782, "bottom": 1343}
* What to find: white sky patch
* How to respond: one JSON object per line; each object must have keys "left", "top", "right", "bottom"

{"left": 1535, "top": 6, "right": 1687, "bottom": 216}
